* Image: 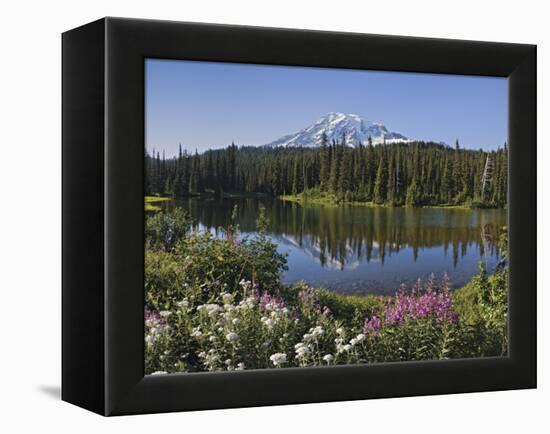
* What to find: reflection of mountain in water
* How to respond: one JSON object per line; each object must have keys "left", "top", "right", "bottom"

{"left": 167, "top": 197, "right": 506, "bottom": 271}
{"left": 274, "top": 233, "right": 364, "bottom": 271}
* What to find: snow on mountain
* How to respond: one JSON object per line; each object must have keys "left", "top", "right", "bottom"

{"left": 265, "top": 112, "right": 411, "bottom": 148}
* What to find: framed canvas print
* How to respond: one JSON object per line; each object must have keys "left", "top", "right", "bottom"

{"left": 62, "top": 17, "right": 536, "bottom": 416}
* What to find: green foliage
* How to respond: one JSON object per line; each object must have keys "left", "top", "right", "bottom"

{"left": 145, "top": 209, "right": 287, "bottom": 312}
{"left": 144, "top": 195, "right": 172, "bottom": 212}
{"left": 405, "top": 178, "right": 421, "bottom": 207}
{"left": 145, "top": 203, "right": 162, "bottom": 212}
{"left": 144, "top": 209, "right": 509, "bottom": 374}
{"left": 452, "top": 230, "right": 508, "bottom": 356}
{"left": 373, "top": 153, "right": 388, "bottom": 204}
{"left": 145, "top": 141, "right": 507, "bottom": 208}
{"left": 317, "top": 289, "right": 385, "bottom": 326}
{"left": 145, "top": 275, "right": 505, "bottom": 373}
{"left": 145, "top": 207, "right": 190, "bottom": 251}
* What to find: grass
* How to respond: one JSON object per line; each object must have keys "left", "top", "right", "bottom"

{"left": 318, "top": 282, "right": 486, "bottom": 335}
{"left": 452, "top": 281, "right": 483, "bottom": 325}
{"left": 145, "top": 195, "right": 173, "bottom": 203}
{"left": 279, "top": 192, "right": 343, "bottom": 207}
{"left": 279, "top": 193, "right": 394, "bottom": 208}
{"left": 283, "top": 278, "right": 480, "bottom": 328}
{"left": 145, "top": 203, "right": 162, "bottom": 212}
{"left": 145, "top": 195, "right": 173, "bottom": 212}
{"left": 279, "top": 193, "right": 500, "bottom": 210}
{"left": 318, "top": 289, "right": 385, "bottom": 324}
{"left": 221, "top": 191, "right": 270, "bottom": 199}
{"left": 424, "top": 204, "right": 472, "bottom": 210}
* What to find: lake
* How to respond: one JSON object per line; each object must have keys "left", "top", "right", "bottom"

{"left": 159, "top": 197, "right": 507, "bottom": 295}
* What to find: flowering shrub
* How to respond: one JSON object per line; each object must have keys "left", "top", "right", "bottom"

{"left": 145, "top": 277, "right": 485, "bottom": 373}
{"left": 145, "top": 229, "right": 287, "bottom": 313}
{"left": 144, "top": 210, "right": 508, "bottom": 374}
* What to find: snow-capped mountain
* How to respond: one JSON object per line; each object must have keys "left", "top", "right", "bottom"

{"left": 265, "top": 112, "right": 411, "bottom": 148}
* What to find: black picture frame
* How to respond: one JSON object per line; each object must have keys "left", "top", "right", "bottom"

{"left": 62, "top": 17, "right": 536, "bottom": 416}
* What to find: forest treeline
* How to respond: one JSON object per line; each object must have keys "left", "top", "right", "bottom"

{"left": 145, "top": 137, "right": 507, "bottom": 207}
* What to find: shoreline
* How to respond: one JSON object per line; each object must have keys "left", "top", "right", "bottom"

{"left": 145, "top": 192, "right": 507, "bottom": 211}
{"left": 278, "top": 193, "right": 505, "bottom": 210}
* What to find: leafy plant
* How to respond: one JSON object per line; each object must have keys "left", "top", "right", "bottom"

{"left": 144, "top": 210, "right": 509, "bottom": 374}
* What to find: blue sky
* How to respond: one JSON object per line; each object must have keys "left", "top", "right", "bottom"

{"left": 146, "top": 59, "right": 507, "bottom": 157}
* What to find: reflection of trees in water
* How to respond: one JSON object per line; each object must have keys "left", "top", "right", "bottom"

{"left": 168, "top": 198, "right": 506, "bottom": 269}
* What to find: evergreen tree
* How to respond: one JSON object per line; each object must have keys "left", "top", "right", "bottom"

{"left": 291, "top": 159, "right": 302, "bottom": 195}
{"left": 440, "top": 155, "right": 453, "bottom": 204}
{"left": 328, "top": 142, "right": 339, "bottom": 193}
{"left": 373, "top": 151, "right": 388, "bottom": 204}
{"left": 319, "top": 132, "right": 329, "bottom": 190}
{"left": 365, "top": 137, "right": 375, "bottom": 200}
{"left": 144, "top": 140, "right": 506, "bottom": 209}
{"left": 338, "top": 148, "right": 352, "bottom": 197}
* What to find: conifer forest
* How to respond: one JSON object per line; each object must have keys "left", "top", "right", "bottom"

{"left": 145, "top": 138, "right": 507, "bottom": 208}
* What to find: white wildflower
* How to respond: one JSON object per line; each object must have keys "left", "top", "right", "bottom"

{"left": 198, "top": 304, "right": 222, "bottom": 316}
{"left": 226, "top": 332, "right": 239, "bottom": 342}
{"left": 159, "top": 311, "right": 172, "bottom": 318}
{"left": 190, "top": 327, "right": 202, "bottom": 337}
{"left": 323, "top": 354, "right": 334, "bottom": 364}
{"left": 207, "top": 304, "right": 221, "bottom": 316}
{"left": 221, "top": 292, "right": 234, "bottom": 304}
{"left": 311, "top": 326, "right": 324, "bottom": 337}
{"left": 239, "top": 279, "right": 251, "bottom": 290}
{"left": 261, "top": 316, "right": 276, "bottom": 328}
{"left": 176, "top": 299, "right": 189, "bottom": 309}
{"left": 294, "top": 342, "right": 310, "bottom": 358}
{"left": 236, "top": 362, "right": 245, "bottom": 370}
{"left": 224, "top": 304, "right": 236, "bottom": 313}
{"left": 269, "top": 352, "right": 287, "bottom": 367}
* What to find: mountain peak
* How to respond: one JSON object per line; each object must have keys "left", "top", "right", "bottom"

{"left": 266, "top": 113, "right": 410, "bottom": 148}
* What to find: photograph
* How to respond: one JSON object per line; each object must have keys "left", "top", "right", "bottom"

{"left": 143, "top": 59, "right": 509, "bottom": 374}
{"left": 0, "top": 0, "right": 541, "bottom": 429}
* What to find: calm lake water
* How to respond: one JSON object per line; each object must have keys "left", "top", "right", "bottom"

{"left": 160, "top": 197, "right": 507, "bottom": 295}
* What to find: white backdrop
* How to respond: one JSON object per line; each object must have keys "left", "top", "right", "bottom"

{"left": 0, "top": 0, "right": 546, "bottom": 431}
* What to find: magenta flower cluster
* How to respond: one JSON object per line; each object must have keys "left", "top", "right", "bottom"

{"left": 259, "top": 291, "right": 286, "bottom": 310}
{"left": 145, "top": 309, "right": 164, "bottom": 325}
{"left": 297, "top": 285, "right": 319, "bottom": 306}
{"left": 383, "top": 289, "right": 458, "bottom": 326}
{"left": 363, "top": 276, "right": 459, "bottom": 335}
{"left": 364, "top": 315, "right": 382, "bottom": 335}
